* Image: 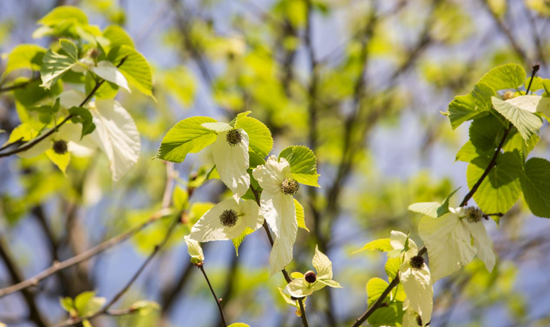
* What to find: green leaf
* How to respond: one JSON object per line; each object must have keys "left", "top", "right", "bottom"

{"left": 59, "top": 297, "right": 74, "bottom": 313}
{"left": 294, "top": 198, "right": 309, "bottom": 232}
{"left": 519, "top": 158, "right": 550, "bottom": 218}
{"left": 447, "top": 83, "right": 494, "bottom": 129}
{"left": 478, "top": 63, "right": 526, "bottom": 91}
{"left": 107, "top": 45, "right": 153, "bottom": 97}
{"left": 103, "top": 25, "right": 135, "bottom": 48}
{"left": 2, "top": 44, "right": 46, "bottom": 77}
{"left": 492, "top": 97, "right": 542, "bottom": 141}
{"left": 456, "top": 141, "right": 491, "bottom": 163}
{"left": 502, "top": 129, "right": 539, "bottom": 162}
{"left": 228, "top": 324, "right": 250, "bottom": 327}
{"left": 38, "top": 6, "right": 88, "bottom": 26}
{"left": 467, "top": 151, "right": 522, "bottom": 213}
{"left": 40, "top": 39, "right": 79, "bottom": 89}
{"left": 172, "top": 185, "right": 188, "bottom": 210}
{"left": 130, "top": 300, "right": 161, "bottom": 316}
{"left": 85, "top": 71, "right": 118, "bottom": 99}
{"left": 353, "top": 238, "right": 392, "bottom": 254}
{"left": 235, "top": 115, "right": 273, "bottom": 158}
{"left": 74, "top": 291, "right": 96, "bottom": 315}
{"left": 408, "top": 187, "right": 460, "bottom": 218}
{"left": 157, "top": 117, "right": 217, "bottom": 163}
{"left": 469, "top": 114, "right": 506, "bottom": 153}
{"left": 68, "top": 107, "right": 96, "bottom": 138}
{"left": 366, "top": 278, "right": 390, "bottom": 306}
{"left": 279, "top": 146, "right": 320, "bottom": 187}
{"left": 384, "top": 257, "right": 401, "bottom": 280}
{"left": 232, "top": 227, "right": 255, "bottom": 256}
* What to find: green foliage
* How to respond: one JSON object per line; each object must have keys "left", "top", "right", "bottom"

{"left": 157, "top": 117, "right": 217, "bottom": 162}
{"left": 234, "top": 112, "right": 273, "bottom": 158}
{"left": 1, "top": 44, "right": 46, "bottom": 77}
{"left": 294, "top": 198, "right": 309, "bottom": 232}
{"left": 40, "top": 39, "right": 80, "bottom": 89}
{"left": 491, "top": 97, "right": 542, "bottom": 141}
{"left": 467, "top": 152, "right": 522, "bottom": 214}
{"left": 353, "top": 238, "right": 392, "bottom": 253}
{"left": 408, "top": 188, "right": 460, "bottom": 218}
{"left": 102, "top": 25, "right": 135, "bottom": 48}
{"left": 519, "top": 158, "right": 550, "bottom": 217}
{"left": 447, "top": 83, "right": 494, "bottom": 129}
{"left": 478, "top": 63, "right": 526, "bottom": 91}
{"left": 279, "top": 146, "right": 320, "bottom": 187}
{"left": 68, "top": 107, "right": 96, "bottom": 138}
{"left": 107, "top": 45, "right": 153, "bottom": 97}
{"left": 366, "top": 278, "right": 404, "bottom": 326}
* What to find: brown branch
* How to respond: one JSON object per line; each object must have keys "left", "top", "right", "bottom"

{"left": 0, "top": 238, "right": 48, "bottom": 327}
{"left": 0, "top": 57, "right": 127, "bottom": 158}
{"left": 53, "top": 211, "right": 181, "bottom": 327}
{"left": 0, "top": 208, "right": 171, "bottom": 298}
{"left": 0, "top": 76, "right": 40, "bottom": 93}
{"left": 250, "top": 186, "right": 308, "bottom": 326}
{"left": 198, "top": 264, "right": 228, "bottom": 327}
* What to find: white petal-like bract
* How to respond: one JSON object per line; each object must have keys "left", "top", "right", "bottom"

{"left": 212, "top": 129, "right": 250, "bottom": 200}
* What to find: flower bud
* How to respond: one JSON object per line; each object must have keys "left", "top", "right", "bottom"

{"left": 304, "top": 270, "right": 317, "bottom": 284}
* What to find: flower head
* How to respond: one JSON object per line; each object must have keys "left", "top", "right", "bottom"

{"left": 390, "top": 231, "right": 432, "bottom": 326}
{"left": 202, "top": 122, "right": 250, "bottom": 200}
{"left": 252, "top": 155, "right": 298, "bottom": 275}
{"left": 189, "top": 198, "right": 264, "bottom": 242}
{"left": 284, "top": 246, "right": 342, "bottom": 298}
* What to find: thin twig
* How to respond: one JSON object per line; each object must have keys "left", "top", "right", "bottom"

{"left": 0, "top": 76, "right": 40, "bottom": 93}
{"left": 0, "top": 208, "right": 171, "bottom": 298}
{"left": 0, "top": 57, "right": 127, "bottom": 158}
{"left": 53, "top": 211, "right": 181, "bottom": 327}
{"left": 198, "top": 264, "right": 228, "bottom": 327}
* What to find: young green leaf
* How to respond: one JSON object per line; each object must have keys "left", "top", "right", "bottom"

{"left": 467, "top": 152, "right": 522, "bottom": 213}
{"left": 157, "top": 117, "right": 217, "bottom": 163}
{"left": 519, "top": 158, "right": 550, "bottom": 218}
{"left": 38, "top": 6, "right": 88, "bottom": 26}
{"left": 294, "top": 198, "right": 309, "bottom": 232}
{"left": 68, "top": 107, "right": 96, "bottom": 138}
{"left": 353, "top": 238, "right": 392, "bottom": 254}
{"left": 491, "top": 97, "right": 542, "bottom": 141}
{"left": 408, "top": 188, "right": 460, "bottom": 218}
{"left": 2, "top": 44, "right": 46, "bottom": 77}
{"left": 103, "top": 25, "right": 135, "bottom": 49}
{"left": 40, "top": 39, "right": 79, "bottom": 89}
{"left": 279, "top": 146, "right": 320, "bottom": 187}
{"left": 107, "top": 45, "right": 153, "bottom": 97}
{"left": 235, "top": 115, "right": 273, "bottom": 158}
{"left": 469, "top": 115, "right": 506, "bottom": 153}
{"left": 447, "top": 83, "right": 494, "bottom": 129}
{"left": 478, "top": 63, "right": 526, "bottom": 91}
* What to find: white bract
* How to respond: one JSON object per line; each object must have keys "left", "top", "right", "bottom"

{"left": 402, "top": 309, "right": 423, "bottom": 327}
{"left": 189, "top": 198, "right": 264, "bottom": 242}
{"left": 185, "top": 236, "right": 204, "bottom": 265}
{"left": 252, "top": 155, "right": 299, "bottom": 275}
{"left": 284, "top": 246, "right": 342, "bottom": 298}
{"left": 418, "top": 207, "right": 495, "bottom": 281}
{"left": 202, "top": 122, "right": 250, "bottom": 200}
{"left": 390, "top": 231, "right": 432, "bottom": 326}
{"left": 59, "top": 90, "right": 140, "bottom": 182}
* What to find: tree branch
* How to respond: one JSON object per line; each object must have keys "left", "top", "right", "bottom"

{"left": 198, "top": 264, "right": 228, "bottom": 327}
{"left": 0, "top": 76, "right": 40, "bottom": 93}
{"left": 0, "top": 57, "right": 127, "bottom": 158}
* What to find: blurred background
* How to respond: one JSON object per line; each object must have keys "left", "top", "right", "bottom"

{"left": 1, "top": 0, "right": 550, "bottom": 326}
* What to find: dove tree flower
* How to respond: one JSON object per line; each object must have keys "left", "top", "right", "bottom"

{"left": 7, "top": 120, "right": 95, "bottom": 173}
{"left": 402, "top": 309, "right": 424, "bottom": 327}
{"left": 409, "top": 197, "right": 495, "bottom": 282}
{"left": 390, "top": 231, "right": 432, "bottom": 326}
{"left": 189, "top": 198, "right": 264, "bottom": 243}
{"left": 157, "top": 112, "right": 273, "bottom": 200}
{"left": 284, "top": 246, "right": 341, "bottom": 298}
{"left": 59, "top": 90, "right": 141, "bottom": 182}
{"left": 252, "top": 146, "right": 319, "bottom": 275}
